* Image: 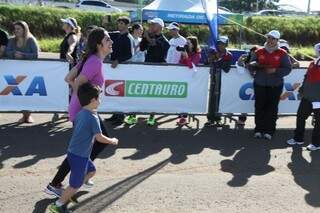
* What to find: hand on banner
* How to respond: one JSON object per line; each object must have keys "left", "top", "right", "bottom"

{"left": 14, "top": 51, "right": 24, "bottom": 59}
{"left": 66, "top": 54, "right": 74, "bottom": 65}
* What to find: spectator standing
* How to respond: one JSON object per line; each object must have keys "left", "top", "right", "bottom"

{"left": 177, "top": 36, "right": 201, "bottom": 125}
{"left": 0, "top": 27, "right": 8, "bottom": 58}
{"left": 279, "top": 39, "right": 300, "bottom": 69}
{"left": 166, "top": 22, "right": 186, "bottom": 64}
{"left": 287, "top": 43, "right": 320, "bottom": 151}
{"left": 140, "top": 17, "right": 170, "bottom": 126}
{"left": 140, "top": 17, "right": 170, "bottom": 63}
{"left": 60, "top": 17, "right": 80, "bottom": 67}
{"left": 205, "top": 36, "right": 232, "bottom": 127}
{"left": 236, "top": 46, "right": 259, "bottom": 125}
{"left": 248, "top": 30, "right": 292, "bottom": 140}
{"left": 125, "top": 23, "right": 145, "bottom": 125}
{"left": 105, "top": 17, "right": 133, "bottom": 126}
{"left": 5, "top": 21, "right": 39, "bottom": 123}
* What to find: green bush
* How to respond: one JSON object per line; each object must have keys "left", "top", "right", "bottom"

{"left": 1, "top": 4, "right": 319, "bottom": 54}
{"left": 38, "top": 37, "right": 62, "bottom": 52}
{"left": 0, "top": 4, "right": 124, "bottom": 38}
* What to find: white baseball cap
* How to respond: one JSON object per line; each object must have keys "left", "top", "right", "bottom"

{"left": 266, "top": 30, "right": 280, "bottom": 39}
{"left": 61, "top": 17, "right": 77, "bottom": 29}
{"left": 166, "top": 22, "right": 180, "bottom": 30}
{"left": 314, "top": 43, "right": 320, "bottom": 57}
{"left": 148, "top": 18, "right": 164, "bottom": 28}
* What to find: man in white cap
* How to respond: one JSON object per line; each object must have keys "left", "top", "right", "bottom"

{"left": 140, "top": 17, "right": 169, "bottom": 63}
{"left": 248, "top": 30, "right": 292, "bottom": 140}
{"left": 287, "top": 43, "right": 320, "bottom": 151}
{"left": 165, "top": 22, "right": 186, "bottom": 64}
{"left": 140, "top": 17, "right": 170, "bottom": 126}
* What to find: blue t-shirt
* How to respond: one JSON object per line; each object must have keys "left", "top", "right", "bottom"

{"left": 68, "top": 109, "right": 102, "bottom": 158}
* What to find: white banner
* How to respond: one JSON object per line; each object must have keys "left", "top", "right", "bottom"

{"left": 100, "top": 64, "right": 210, "bottom": 114}
{"left": 0, "top": 59, "right": 69, "bottom": 111}
{"left": 219, "top": 67, "right": 307, "bottom": 114}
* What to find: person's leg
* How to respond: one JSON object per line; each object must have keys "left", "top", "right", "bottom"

{"left": 254, "top": 84, "right": 267, "bottom": 133}
{"left": 294, "top": 98, "right": 312, "bottom": 142}
{"left": 84, "top": 159, "right": 96, "bottom": 183}
{"left": 264, "top": 85, "right": 283, "bottom": 135}
{"left": 206, "top": 69, "right": 216, "bottom": 123}
{"left": 311, "top": 108, "right": 320, "bottom": 147}
{"left": 49, "top": 152, "right": 87, "bottom": 211}
{"left": 50, "top": 158, "right": 71, "bottom": 187}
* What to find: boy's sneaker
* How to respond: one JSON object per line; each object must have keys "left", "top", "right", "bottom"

{"left": 125, "top": 115, "right": 137, "bottom": 125}
{"left": 147, "top": 116, "right": 156, "bottom": 126}
{"left": 45, "top": 184, "right": 64, "bottom": 197}
{"left": 254, "top": 132, "right": 262, "bottom": 139}
{"left": 264, "top": 133, "right": 272, "bottom": 140}
{"left": 306, "top": 144, "right": 320, "bottom": 151}
{"left": 49, "top": 203, "right": 71, "bottom": 213}
{"left": 287, "top": 138, "right": 304, "bottom": 145}
{"left": 84, "top": 179, "right": 94, "bottom": 188}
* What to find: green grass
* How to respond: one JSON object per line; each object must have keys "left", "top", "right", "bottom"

{"left": 290, "top": 46, "right": 316, "bottom": 60}
{"left": 38, "top": 38, "right": 62, "bottom": 53}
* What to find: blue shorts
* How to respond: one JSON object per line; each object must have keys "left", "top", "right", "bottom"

{"left": 67, "top": 152, "right": 96, "bottom": 188}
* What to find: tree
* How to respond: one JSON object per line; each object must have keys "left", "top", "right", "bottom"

{"left": 219, "top": 0, "right": 280, "bottom": 13}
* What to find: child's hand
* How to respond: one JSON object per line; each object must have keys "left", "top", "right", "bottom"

{"left": 109, "top": 137, "right": 118, "bottom": 145}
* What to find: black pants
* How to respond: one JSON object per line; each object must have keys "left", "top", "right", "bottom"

{"left": 207, "top": 69, "right": 221, "bottom": 122}
{"left": 51, "top": 115, "right": 109, "bottom": 186}
{"left": 294, "top": 98, "right": 320, "bottom": 146}
{"left": 254, "top": 83, "right": 283, "bottom": 135}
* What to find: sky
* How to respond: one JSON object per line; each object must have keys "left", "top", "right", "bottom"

{"left": 278, "top": 0, "right": 320, "bottom": 12}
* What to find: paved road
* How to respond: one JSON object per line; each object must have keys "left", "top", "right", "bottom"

{"left": 0, "top": 113, "right": 319, "bottom": 212}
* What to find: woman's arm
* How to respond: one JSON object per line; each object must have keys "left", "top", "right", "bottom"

{"left": 72, "top": 73, "right": 88, "bottom": 94}
{"left": 64, "top": 65, "right": 79, "bottom": 89}
{"left": 21, "top": 37, "right": 39, "bottom": 59}
{"left": 66, "top": 34, "right": 77, "bottom": 64}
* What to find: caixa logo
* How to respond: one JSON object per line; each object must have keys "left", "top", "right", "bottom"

{"left": 239, "top": 82, "right": 301, "bottom": 101}
{"left": 0, "top": 75, "right": 47, "bottom": 96}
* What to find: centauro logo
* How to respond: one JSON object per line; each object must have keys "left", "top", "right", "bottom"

{"left": 105, "top": 80, "right": 188, "bottom": 98}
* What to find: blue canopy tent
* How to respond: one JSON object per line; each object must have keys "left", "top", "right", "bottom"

{"left": 130, "top": 0, "right": 245, "bottom": 64}
{"left": 130, "top": 0, "right": 243, "bottom": 25}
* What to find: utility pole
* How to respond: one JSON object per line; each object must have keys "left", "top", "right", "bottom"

{"left": 307, "top": 0, "right": 311, "bottom": 14}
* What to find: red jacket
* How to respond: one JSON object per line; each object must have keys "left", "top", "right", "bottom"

{"left": 256, "top": 48, "right": 287, "bottom": 68}
{"left": 180, "top": 52, "right": 201, "bottom": 68}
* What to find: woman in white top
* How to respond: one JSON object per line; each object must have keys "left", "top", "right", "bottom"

{"left": 125, "top": 24, "right": 145, "bottom": 125}
{"left": 130, "top": 24, "right": 145, "bottom": 62}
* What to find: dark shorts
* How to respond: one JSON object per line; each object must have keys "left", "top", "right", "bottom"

{"left": 67, "top": 152, "right": 96, "bottom": 188}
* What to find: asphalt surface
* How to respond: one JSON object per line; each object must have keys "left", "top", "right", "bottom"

{"left": 0, "top": 113, "right": 319, "bottom": 212}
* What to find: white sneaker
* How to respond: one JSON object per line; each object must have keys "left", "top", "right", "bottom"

{"left": 254, "top": 132, "right": 262, "bottom": 139}
{"left": 287, "top": 138, "right": 304, "bottom": 145}
{"left": 84, "top": 179, "right": 94, "bottom": 188}
{"left": 306, "top": 144, "right": 320, "bottom": 151}
{"left": 264, "top": 134, "right": 272, "bottom": 140}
